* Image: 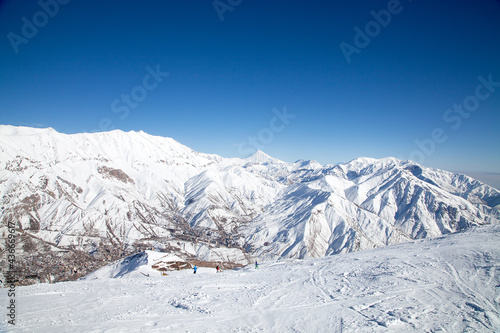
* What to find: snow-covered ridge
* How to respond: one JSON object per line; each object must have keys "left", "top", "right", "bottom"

{"left": 1, "top": 125, "right": 499, "bottom": 276}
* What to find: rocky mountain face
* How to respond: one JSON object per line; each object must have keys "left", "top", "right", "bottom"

{"left": 1, "top": 125, "right": 499, "bottom": 283}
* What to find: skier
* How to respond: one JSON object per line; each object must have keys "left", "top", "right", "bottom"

{"left": 216, "top": 265, "right": 220, "bottom": 273}
{"left": 255, "top": 261, "right": 259, "bottom": 269}
{"left": 193, "top": 265, "right": 198, "bottom": 274}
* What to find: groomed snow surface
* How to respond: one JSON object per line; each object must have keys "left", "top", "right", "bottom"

{"left": 3, "top": 225, "right": 500, "bottom": 332}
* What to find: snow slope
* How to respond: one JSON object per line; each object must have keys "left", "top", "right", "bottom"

{"left": 3, "top": 224, "right": 500, "bottom": 332}
{"left": 81, "top": 251, "right": 185, "bottom": 279}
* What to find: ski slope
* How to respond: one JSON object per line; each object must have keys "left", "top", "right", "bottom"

{"left": 3, "top": 225, "right": 500, "bottom": 332}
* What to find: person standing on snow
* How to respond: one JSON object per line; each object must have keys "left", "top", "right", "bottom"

{"left": 193, "top": 265, "right": 198, "bottom": 274}
{"left": 255, "top": 261, "right": 259, "bottom": 269}
{"left": 216, "top": 265, "right": 220, "bottom": 273}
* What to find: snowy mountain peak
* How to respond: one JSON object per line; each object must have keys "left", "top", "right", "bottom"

{"left": 293, "top": 159, "right": 323, "bottom": 170}
{"left": 344, "top": 156, "right": 401, "bottom": 169}
{"left": 244, "top": 149, "right": 282, "bottom": 164}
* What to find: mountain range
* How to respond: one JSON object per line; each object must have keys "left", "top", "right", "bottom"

{"left": 1, "top": 125, "right": 499, "bottom": 283}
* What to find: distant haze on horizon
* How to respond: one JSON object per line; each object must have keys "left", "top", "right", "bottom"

{"left": 1, "top": 1, "right": 499, "bottom": 177}
{"left": 460, "top": 172, "right": 500, "bottom": 192}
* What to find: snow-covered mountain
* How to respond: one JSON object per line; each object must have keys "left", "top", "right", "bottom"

{"left": 244, "top": 157, "right": 500, "bottom": 259}
{"left": 1, "top": 125, "right": 499, "bottom": 281}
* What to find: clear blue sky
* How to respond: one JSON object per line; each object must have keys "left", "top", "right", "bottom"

{"left": 1, "top": 0, "right": 499, "bottom": 174}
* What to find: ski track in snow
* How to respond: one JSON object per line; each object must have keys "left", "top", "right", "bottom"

{"left": 2, "top": 225, "right": 500, "bottom": 332}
